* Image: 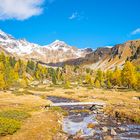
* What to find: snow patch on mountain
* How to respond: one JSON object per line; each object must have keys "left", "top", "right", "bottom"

{"left": 0, "top": 30, "right": 93, "bottom": 63}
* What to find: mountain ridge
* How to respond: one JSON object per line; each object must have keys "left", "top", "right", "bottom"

{"left": 0, "top": 30, "right": 92, "bottom": 63}
{"left": 0, "top": 29, "right": 140, "bottom": 70}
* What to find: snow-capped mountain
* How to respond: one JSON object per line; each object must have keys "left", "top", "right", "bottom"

{"left": 0, "top": 30, "right": 92, "bottom": 64}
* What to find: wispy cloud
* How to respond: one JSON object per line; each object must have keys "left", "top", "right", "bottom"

{"left": 0, "top": 0, "right": 45, "bottom": 20}
{"left": 69, "top": 12, "right": 78, "bottom": 20}
{"left": 131, "top": 28, "right": 140, "bottom": 35}
{"left": 69, "top": 12, "right": 87, "bottom": 21}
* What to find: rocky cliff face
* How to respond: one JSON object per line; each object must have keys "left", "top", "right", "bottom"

{"left": 84, "top": 40, "right": 140, "bottom": 70}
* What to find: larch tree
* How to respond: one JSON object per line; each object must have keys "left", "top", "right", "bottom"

{"left": 121, "top": 61, "right": 137, "bottom": 88}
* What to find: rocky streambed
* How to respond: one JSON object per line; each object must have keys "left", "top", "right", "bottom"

{"left": 47, "top": 96, "right": 140, "bottom": 140}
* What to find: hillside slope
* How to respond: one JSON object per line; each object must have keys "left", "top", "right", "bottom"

{"left": 86, "top": 39, "right": 140, "bottom": 70}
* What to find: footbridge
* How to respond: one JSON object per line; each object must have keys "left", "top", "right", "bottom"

{"left": 50, "top": 102, "right": 106, "bottom": 107}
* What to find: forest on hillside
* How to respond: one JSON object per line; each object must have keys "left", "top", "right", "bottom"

{"left": 0, "top": 52, "right": 140, "bottom": 90}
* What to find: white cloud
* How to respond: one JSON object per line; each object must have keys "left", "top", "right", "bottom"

{"left": 69, "top": 12, "right": 78, "bottom": 20}
{"left": 0, "top": 0, "right": 44, "bottom": 20}
{"left": 69, "top": 12, "right": 87, "bottom": 21}
{"left": 131, "top": 28, "right": 140, "bottom": 35}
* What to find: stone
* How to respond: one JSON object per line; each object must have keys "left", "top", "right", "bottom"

{"left": 31, "top": 81, "right": 40, "bottom": 86}
{"left": 9, "top": 87, "right": 16, "bottom": 91}
{"left": 132, "top": 96, "right": 140, "bottom": 100}
{"left": 77, "top": 113, "right": 81, "bottom": 116}
{"left": 53, "top": 133, "right": 68, "bottom": 140}
{"left": 102, "top": 127, "right": 108, "bottom": 133}
{"left": 57, "top": 120, "right": 62, "bottom": 124}
{"left": 117, "top": 122, "right": 121, "bottom": 125}
{"left": 118, "top": 127, "right": 126, "bottom": 131}
{"left": 93, "top": 111, "right": 97, "bottom": 114}
{"left": 75, "top": 129, "right": 84, "bottom": 137}
{"left": 111, "top": 128, "right": 117, "bottom": 136}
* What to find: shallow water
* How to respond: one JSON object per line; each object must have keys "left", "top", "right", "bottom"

{"left": 47, "top": 96, "right": 140, "bottom": 140}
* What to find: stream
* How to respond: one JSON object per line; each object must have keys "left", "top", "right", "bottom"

{"left": 47, "top": 96, "right": 140, "bottom": 140}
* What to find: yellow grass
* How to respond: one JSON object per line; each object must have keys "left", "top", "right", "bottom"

{"left": 0, "top": 91, "right": 63, "bottom": 140}
{"left": 1, "top": 111, "right": 62, "bottom": 140}
{"left": 0, "top": 91, "right": 51, "bottom": 112}
{"left": 0, "top": 85, "right": 139, "bottom": 139}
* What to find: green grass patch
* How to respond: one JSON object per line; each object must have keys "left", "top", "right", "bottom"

{"left": 49, "top": 107, "right": 68, "bottom": 116}
{"left": 0, "top": 117, "right": 21, "bottom": 136}
{"left": 0, "top": 110, "right": 30, "bottom": 121}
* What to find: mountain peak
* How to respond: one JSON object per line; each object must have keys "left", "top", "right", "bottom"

{"left": 0, "top": 30, "right": 92, "bottom": 64}
{"left": 0, "top": 29, "right": 14, "bottom": 40}
{"left": 45, "top": 40, "right": 71, "bottom": 51}
{"left": 51, "top": 40, "right": 68, "bottom": 47}
{"left": 53, "top": 40, "right": 64, "bottom": 43}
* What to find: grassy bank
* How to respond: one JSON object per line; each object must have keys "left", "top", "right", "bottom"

{"left": 0, "top": 91, "right": 64, "bottom": 140}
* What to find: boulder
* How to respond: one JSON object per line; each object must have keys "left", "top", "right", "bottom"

{"left": 132, "top": 96, "right": 140, "bottom": 100}
{"left": 111, "top": 128, "right": 117, "bottom": 136}
{"left": 102, "top": 127, "right": 108, "bottom": 133}
{"left": 75, "top": 129, "right": 84, "bottom": 137}
{"left": 118, "top": 127, "right": 126, "bottom": 131}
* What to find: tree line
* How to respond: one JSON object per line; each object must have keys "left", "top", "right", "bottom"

{"left": 0, "top": 52, "right": 140, "bottom": 90}
{"left": 84, "top": 61, "right": 140, "bottom": 90}
{"left": 0, "top": 53, "right": 48, "bottom": 89}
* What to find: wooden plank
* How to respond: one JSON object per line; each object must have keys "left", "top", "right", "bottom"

{"left": 50, "top": 102, "right": 105, "bottom": 107}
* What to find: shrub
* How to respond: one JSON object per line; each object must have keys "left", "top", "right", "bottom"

{"left": 0, "top": 117, "right": 21, "bottom": 136}
{"left": 0, "top": 110, "right": 30, "bottom": 121}
{"left": 64, "top": 81, "right": 71, "bottom": 89}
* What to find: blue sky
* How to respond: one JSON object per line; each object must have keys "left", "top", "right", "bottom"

{"left": 0, "top": 0, "right": 140, "bottom": 49}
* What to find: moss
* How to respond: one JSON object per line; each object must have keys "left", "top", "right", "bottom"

{"left": 0, "top": 110, "right": 30, "bottom": 121}
{"left": 0, "top": 117, "right": 21, "bottom": 136}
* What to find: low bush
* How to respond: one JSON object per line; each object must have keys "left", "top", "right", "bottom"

{"left": 0, "top": 117, "right": 21, "bottom": 136}
{"left": 0, "top": 110, "right": 30, "bottom": 121}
